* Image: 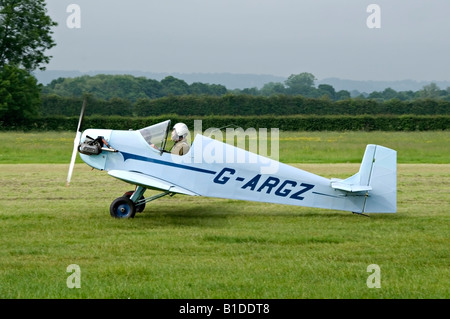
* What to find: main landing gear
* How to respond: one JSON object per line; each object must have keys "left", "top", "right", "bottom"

{"left": 109, "top": 186, "right": 172, "bottom": 218}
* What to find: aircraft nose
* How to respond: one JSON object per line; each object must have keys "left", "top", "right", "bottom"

{"left": 78, "top": 129, "right": 113, "bottom": 171}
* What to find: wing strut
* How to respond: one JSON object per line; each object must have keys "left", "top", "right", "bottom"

{"left": 137, "top": 190, "right": 173, "bottom": 206}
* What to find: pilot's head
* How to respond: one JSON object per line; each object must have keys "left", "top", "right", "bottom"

{"left": 171, "top": 122, "right": 189, "bottom": 141}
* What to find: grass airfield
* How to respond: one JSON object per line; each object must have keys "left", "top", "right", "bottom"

{"left": 0, "top": 131, "right": 448, "bottom": 298}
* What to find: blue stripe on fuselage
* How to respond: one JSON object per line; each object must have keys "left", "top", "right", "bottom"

{"left": 121, "top": 152, "right": 217, "bottom": 175}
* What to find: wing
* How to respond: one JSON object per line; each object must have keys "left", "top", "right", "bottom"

{"left": 108, "top": 170, "right": 199, "bottom": 196}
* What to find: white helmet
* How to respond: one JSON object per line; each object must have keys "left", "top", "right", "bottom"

{"left": 172, "top": 122, "right": 189, "bottom": 140}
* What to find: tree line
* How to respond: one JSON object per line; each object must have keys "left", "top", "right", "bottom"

{"left": 36, "top": 72, "right": 450, "bottom": 118}
{"left": 3, "top": 115, "right": 448, "bottom": 132}
{"left": 40, "top": 91, "right": 450, "bottom": 118}
{"left": 42, "top": 72, "right": 450, "bottom": 102}
{"left": 42, "top": 74, "right": 228, "bottom": 102}
{"left": 3, "top": 69, "right": 450, "bottom": 123}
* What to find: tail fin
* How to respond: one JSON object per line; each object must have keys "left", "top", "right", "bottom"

{"left": 363, "top": 144, "right": 397, "bottom": 213}
{"left": 331, "top": 144, "right": 397, "bottom": 213}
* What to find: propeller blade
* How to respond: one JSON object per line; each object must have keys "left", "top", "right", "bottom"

{"left": 66, "top": 131, "right": 81, "bottom": 186}
{"left": 77, "top": 97, "right": 86, "bottom": 132}
{"left": 66, "top": 97, "right": 86, "bottom": 186}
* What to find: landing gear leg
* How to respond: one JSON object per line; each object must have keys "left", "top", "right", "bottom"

{"left": 129, "top": 186, "right": 146, "bottom": 213}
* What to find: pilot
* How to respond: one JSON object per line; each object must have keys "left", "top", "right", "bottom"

{"left": 170, "top": 122, "right": 190, "bottom": 155}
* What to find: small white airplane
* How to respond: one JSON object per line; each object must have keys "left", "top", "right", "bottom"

{"left": 67, "top": 102, "right": 397, "bottom": 218}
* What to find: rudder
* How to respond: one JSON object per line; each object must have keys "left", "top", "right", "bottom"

{"left": 362, "top": 145, "right": 397, "bottom": 213}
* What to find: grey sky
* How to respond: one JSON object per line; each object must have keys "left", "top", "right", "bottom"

{"left": 44, "top": 0, "right": 450, "bottom": 81}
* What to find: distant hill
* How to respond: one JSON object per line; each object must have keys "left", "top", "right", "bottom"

{"left": 33, "top": 70, "right": 450, "bottom": 93}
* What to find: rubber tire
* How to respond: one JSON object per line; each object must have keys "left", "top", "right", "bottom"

{"left": 123, "top": 191, "right": 146, "bottom": 213}
{"left": 110, "top": 197, "right": 136, "bottom": 219}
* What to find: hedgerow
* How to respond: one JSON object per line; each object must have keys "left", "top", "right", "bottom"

{"left": 1, "top": 115, "right": 448, "bottom": 131}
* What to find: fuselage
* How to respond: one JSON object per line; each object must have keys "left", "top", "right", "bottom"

{"left": 79, "top": 128, "right": 369, "bottom": 213}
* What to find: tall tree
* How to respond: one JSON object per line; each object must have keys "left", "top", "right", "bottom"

{"left": 0, "top": 64, "right": 41, "bottom": 121}
{"left": 285, "top": 72, "right": 317, "bottom": 96}
{"left": 160, "top": 76, "right": 189, "bottom": 96}
{"left": 0, "top": 0, "right": 57, "bottom": 71}
{"left": 419, "top": 83, "right": 440, "bottom": 99}
{"left": 318, "top": 84, "right": 336, "bottom": 100}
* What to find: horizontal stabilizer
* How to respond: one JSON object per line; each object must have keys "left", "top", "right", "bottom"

{"left": 331, "top": 180, "right": 372, "bottom": 192}
{"left": 330, "top": 144, "right": 377, "bottom": 193}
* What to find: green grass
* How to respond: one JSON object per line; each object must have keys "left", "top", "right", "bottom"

{"left": 0, "top": 131, "right": 75, "bottom": 164}
{"left": 277, "top": 131, "right": 450, "bottom": 164}
{"left": 0, "top": 130, "right": 449, "bottom": 164}
{"left": 0, "top": 164, "right": 448, "bottom": 298}
{"left": 0, "top": 131, "right": 448, "bottom": 298}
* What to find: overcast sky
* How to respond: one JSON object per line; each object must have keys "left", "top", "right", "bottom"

{"left": 44, "top": 0, "right": 450, "bottom": 81}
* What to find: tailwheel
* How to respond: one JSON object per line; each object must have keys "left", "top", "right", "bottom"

{"left": 110, "top": 197, "right": 136, "bottom": 219}
{"left": 123, "top": 191, "right": 146, "bottom": 213}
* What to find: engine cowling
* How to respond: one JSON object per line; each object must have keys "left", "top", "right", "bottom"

{"left": 78, "top": 136, "right": 102, "bottom": 155}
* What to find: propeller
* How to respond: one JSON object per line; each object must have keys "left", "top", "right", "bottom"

{"left": 66, "top": 97, "right": 86, "bottom": 186}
